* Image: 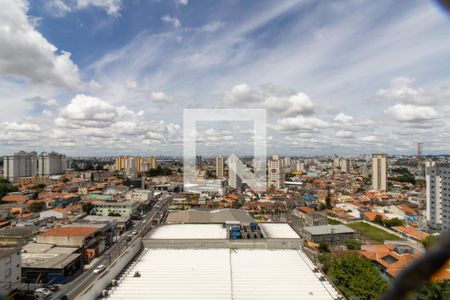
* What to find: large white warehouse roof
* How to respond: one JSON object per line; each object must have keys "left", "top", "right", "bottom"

{"left": 107, "top": 249, "right": 340, "bottom": 300}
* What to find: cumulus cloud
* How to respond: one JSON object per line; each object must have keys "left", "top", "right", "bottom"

{"left": 272, "top": 116, "right": 329, "bottom": 132}
{"left": 334, "top": 112, "right": 353, "bottom": 123}
{"left": 336, "top": 130, "right": 354, "bottom": 138}
{"left": 264, "top": 93, "right": 314, "bottom": 116}
{"left": 0, "top": 0, "right": 82, "bottom": 89}
{"left": 51, "top": 94, "right": 181, "bottom": 149}
{"left": 150, "top": 91, "right": 176, "bottom": 104}
{"left": 161, "top": 15, "right": 181, "bottom": 28}
{"left": 45, "top": 0, "right": 122, "bottom": 16}
{"left": 385, "top": 103, "right": 438, "bottom": 122}
{"left": 76, "top": 0, "right": 122, "bottom": 16}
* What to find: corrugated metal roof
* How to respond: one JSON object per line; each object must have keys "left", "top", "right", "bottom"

{"left": 259, "top": 223, "right": 300, "bottom": 239}
{"left": 107, "top": 249, "right": 339, "bottom": 300}
{"left": 148, "top": 224, "right": 227, "bottom": 239}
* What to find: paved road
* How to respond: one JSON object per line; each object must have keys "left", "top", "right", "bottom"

{"left": 52, "top": 195, "right": 171, "bottom": 299}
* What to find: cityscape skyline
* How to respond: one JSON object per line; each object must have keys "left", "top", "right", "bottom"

{"left": 1, "top": 0, "right": 450, "bottom": 156}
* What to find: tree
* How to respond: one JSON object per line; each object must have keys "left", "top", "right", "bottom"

{"left": 345, "top": 239, "right": 362, "bottom": 250}
{"left": 62, "top": 178, "right": 70, "bottom": 183}
{"left": 82, "top": 202, "right": 95, "bottom": 215}
{"left": 31, "top": 183, "right": 46, "bottom": 193}
{"left": 319, "top": 242, "right": 330, "bottom": 253}
{"left": 0, "top": 178, "right": 18, "bottom": 199}
{"left": 417, "top": 281, "right": 450, "bottom": 300}
{"left": 108, "top": 212, "right": 121, "bottom": 217}
{"left": 325, "top": 189, "right": 333, "bottom": 209}
{"left": 327, "top": 254, "right": 388, "bottom": 300}
{"left": 383, "top": 218, "right": 403, "bottom": 228}
{"left": 374, "top": 215, "right": 384, "bottom": 225}
{"left": 422, "top": 234, "right": 441, "bottom": 250}
{"left": 29, "top": 201, "right": 45, "bottom": 212}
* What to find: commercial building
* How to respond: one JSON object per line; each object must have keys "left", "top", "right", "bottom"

{"left": 0, "top": 247, "right": 21, "bottom": 297}
{"left": 166, "top": 209, "right": 255, "bottom": 225}
{"left": 106, "top": 223, "right": 341, "bottom": 299}
{"left": 36, "top": 226, "right": 104, "bottom": 261}
{"left": 372, "top": 153, "right": 387, "bottom": 191}
{"left": 91, "top": 201, "right": 140, "bottom": 218}
{"left": 268, "top": 154, "right": 285, "bottom": 190}
{"left": 426, "top": 162, "right": 450, "bottom": 231}
{"left": 0, "top": 227, "right": 36, "bottom": 246}
{"left": 21, "top": 243, "right": 82, "bottom": 284}
{"left": 302, "top": 224, "right": 356, "bottom": 245}
{"left": 216, "top": 156, "right": 224, "bottom": 179}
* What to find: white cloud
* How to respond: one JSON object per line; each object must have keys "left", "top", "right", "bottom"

{"left": 385, "top": 103, "right": 438, "bottom": 122}
{"left": 1, "top": 121, "right": 41, "bottom": 132}
{"left": 0, "top": 0, "right": 82, "bottom": 90}
{"left": 223, "top": 83, "right": 262, "bottom": 104}
{"left": 176, "top": 0, "right": 189, "bottom": 6}
{"left": 76, "top": 0, "right": 122, "bottom": 16}
{"left": 272, "top": 116, "right": 329, "bottom": 132}
{"left": 334, "top": 113, "right": 353, "bottom": 123}
{"left": 336, "top": 130, "right": 354, "bottom": 138}
{"left": 150, "top": 91, "right": 175, "bottom": 104}
{"left": 264, "top": 93, "right": 314, "bottom": 116}
{"left": 377, "top": 77, "right": 430, "bottom": 105}
{"left": 161, "top": 15, "right": 181, "bottom": 28}
{"left": 125, "top": 80, "right": 138, "bottom": 89}
{"left": 45, "top": 0, "right": 72, "bottom": 17}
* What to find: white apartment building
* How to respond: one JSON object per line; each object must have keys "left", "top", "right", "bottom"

{"left": 268, "top": 155, "right": 285, "bottom": 190}
{"left": 339, "top": 159, "right": 350, "bottom": 173}
{"left": 3, "top": 151, "right": 38, "bottom": 182}
{"left": 426, "top": 162, "right": 450, "bottom": 231}
{"left": 216, "top": 156, "right": 224, "bottom": 179}
{"left": 0, "top": 247, "right": 21, "bottom": 297}
{"left": 125, "top": 189, "right": 153, "bottom": 202}
{"left": 372, "top": 153, "right": 387, "bottom": 191}
{"left": 37, "top": 151, "right": 67, "bottom": 176}
{"left": 227, "top": 155, "right": 242, "bottom": 189}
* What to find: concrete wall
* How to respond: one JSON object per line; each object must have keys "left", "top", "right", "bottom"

{"left": 143, "top": 238, "right": 302, "bottom": 249}
{"left": 78, "top": 239, "right": 142, "bottom": 300}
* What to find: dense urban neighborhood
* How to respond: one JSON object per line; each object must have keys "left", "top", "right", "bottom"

{"left": 0, "top": 151, "right": 449, "bottom": 299}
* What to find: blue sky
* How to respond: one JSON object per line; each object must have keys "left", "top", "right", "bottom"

{"left": 1, "top": 0, "right": 450, "bottom": 156}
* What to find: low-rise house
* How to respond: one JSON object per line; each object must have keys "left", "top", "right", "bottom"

{"left": 0, "top": 227, "right": 36, "bottom": 246}
{"left": 302, "top": 224, "right": 356, "bottom": 245}
{"left": 1, "top": 194, "right": 32, "bottom": 205}
{"left": 294, "top": 206, "right": 327, "bottom": 227}
{"left": 391, "top": 226, "right": 429, "bottom": 242}
{"left": 0, "top": 247, "right": 21, "bottom": 297}
{"left": 36, "top": 226, "right": 103, "bottom": 261}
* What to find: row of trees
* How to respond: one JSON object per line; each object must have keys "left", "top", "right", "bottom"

{"left": 319, "top": 252, "right": 388, "bottom": 300}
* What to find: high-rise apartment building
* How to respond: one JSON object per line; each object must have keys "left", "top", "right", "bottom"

{"left": 3, "top": 151, "right": 38, "bottom": 182}
{"left": 426, "top": 162, "right": 450, "bottom": 231}
{"left": 268, "top": 154, "right": 285, "bottom": 190}
{"left": 372, "top": 153, "right": 387, "bottom": 191}
{"left": 216, "top": 156, "right": 224, "bottom": 179}
{"left": 227, "top": 155, "right": 242, "bottom": 189}
{"left": 339, "top": 159, "right": 349, "bottom": 173}
{"left": 37, "top": 151, "right": 67, "bottom": 176}
{"left": 115, "top": 155, "right": 158, "bottom": 175}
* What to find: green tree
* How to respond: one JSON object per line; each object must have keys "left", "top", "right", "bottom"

{"left": 421, "top": 234, "right": 441, "bottom": 250}
{"left": 29, "top": 201, "right": 45, "bottom": 212}
{"left": 108, "top": 212, "right": 121, "bottom": 216}
{"left": 417, "top": 281, "right": 450, "bottom": 300}
{"left": 383, "top": 218, "right": 403, "bottom": 228}
{"left": 374, "top": 214, "right": 384, "bottom": 225}
{"left": 325, "top": 189, "right": 333, "bottom": 209}
{"left": 345, "top": 239, "right": 362, "bottom": 250}
{"left": 318, "top": 242, "right": 330, "bottom": 253}
{"left": 0, "top": 178, "right": 18, "bottom": 199}
{"left": 327, "top": 254, "right": 388, "bottom": 300}
{"left": 82, "top": 202, "right": 95, "bottom": 215}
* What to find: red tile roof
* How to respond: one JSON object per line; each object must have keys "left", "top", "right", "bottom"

{"left": 1, "top": 195, "right": 30, "bottom": 202}
{"left": 40, "top": 226, "right": 98, "bottom": 237}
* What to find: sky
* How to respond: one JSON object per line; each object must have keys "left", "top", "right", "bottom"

{"left": 1, "top": 0, "right": 450, "bottom": 157}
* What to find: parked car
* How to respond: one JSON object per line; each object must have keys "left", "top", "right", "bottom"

{"left": 93, "top": 264, "right": 106, "bottom": 274}
{"left": 35, "top": 288, "right": 53, "bottom": 299}
{"left": 131, "top": 230, "right": 138, "bottom": 235}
